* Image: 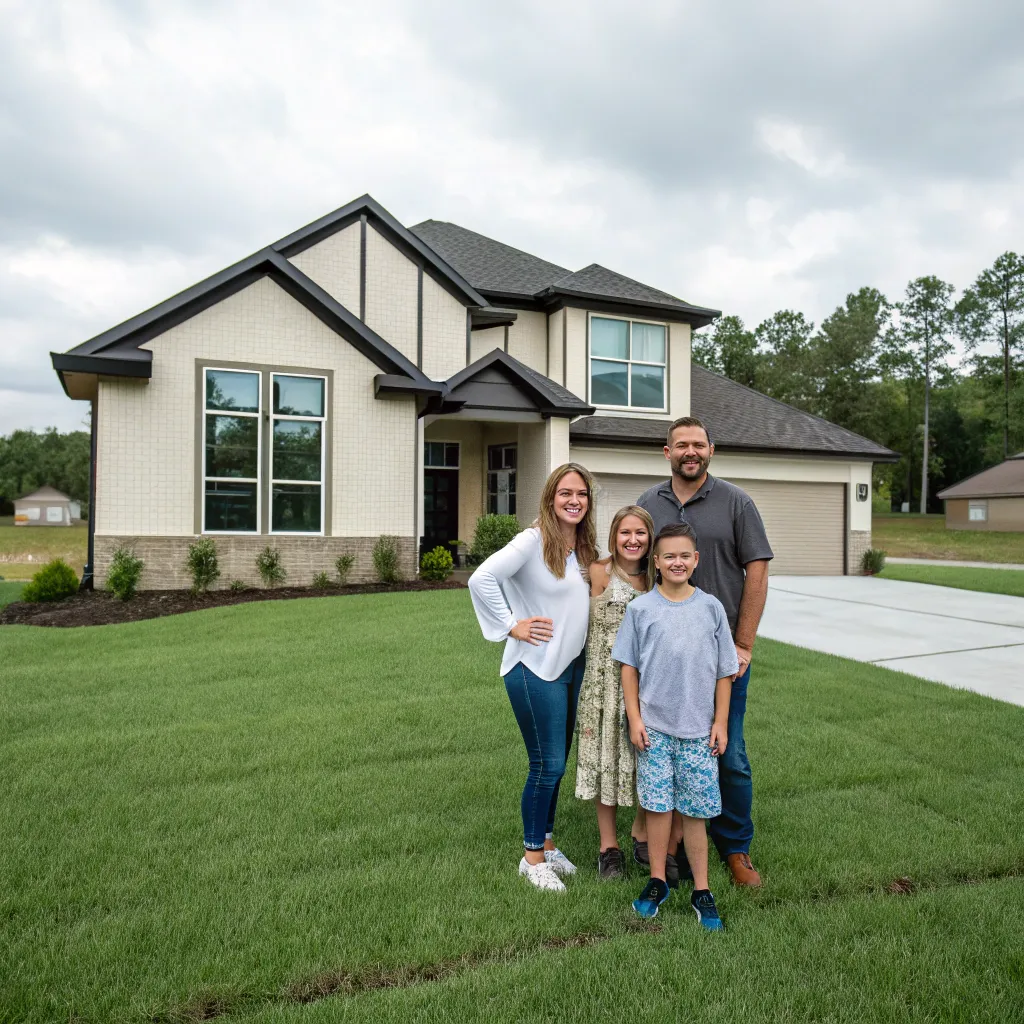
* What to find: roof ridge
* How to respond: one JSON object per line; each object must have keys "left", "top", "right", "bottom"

{"left": 410, "top": 219, "right": 571, "bottom": 274}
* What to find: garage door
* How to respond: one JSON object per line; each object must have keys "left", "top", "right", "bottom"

{"left": 592, "top": 474, "right": 845, "bottom": 575}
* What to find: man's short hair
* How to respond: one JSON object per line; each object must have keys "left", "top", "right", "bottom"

{"left": 666, "top": 416, "right": 712, "bottom": 447}
{"left": 654, "top": 522, "right": 698, "bottom": 552}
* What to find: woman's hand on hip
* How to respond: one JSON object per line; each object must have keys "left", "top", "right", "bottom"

{"left": 509, "top": 617, "right": 554, "bottom": 645}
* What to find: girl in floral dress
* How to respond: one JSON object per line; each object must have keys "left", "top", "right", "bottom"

{"left": 574, "top": 505, "right": 656, "bottom": 879}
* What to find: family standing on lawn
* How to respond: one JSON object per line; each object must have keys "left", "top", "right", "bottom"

{"left": 468, "top": 416, "right": 773, "bottom": 930}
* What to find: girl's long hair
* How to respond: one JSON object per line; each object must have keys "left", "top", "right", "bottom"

{"left": 535, "top": 462, "right": 598, "bottom": 579}
{"left": 607, "top": 504, "right": 656, "bottom": 592}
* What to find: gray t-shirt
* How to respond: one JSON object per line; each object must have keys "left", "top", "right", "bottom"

{"left": 611, "top": 587, "right": 739, "bottom": 740}
{"left": 636, "top": 475, "right": 774, "bottom": 634}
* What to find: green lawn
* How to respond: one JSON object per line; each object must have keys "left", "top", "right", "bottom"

{"left": 0, "top": 580, "right": 25, "bottom": 607}
{"left": 880, "top": 562, "right": 1024, "bottom": 598}
{"left": 873, "top": 512, "right": 1024, "bottom": 563}
{"left": 3, "top": 591, "right": 1023, "bottom": 1024}
{"left": 0, "top": 516, "right": 88, "bottom": 580}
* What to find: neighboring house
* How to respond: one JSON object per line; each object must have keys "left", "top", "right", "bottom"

{"left": 937, "top": 453, "right": 1024, "bottom": 531}
{"left": 14, "top": 486, "right": 80, "bottom": 526}
{"left": 50, "top": 194, "right": 896, "bottom": 590}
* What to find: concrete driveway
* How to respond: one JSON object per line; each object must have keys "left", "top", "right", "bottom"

{"left": 759, "top": 576, "right": 1024, "bottom": 706}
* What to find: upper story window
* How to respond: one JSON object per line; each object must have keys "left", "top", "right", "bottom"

{"left": 589, "top": 315, "right": 667, "bottom": 410}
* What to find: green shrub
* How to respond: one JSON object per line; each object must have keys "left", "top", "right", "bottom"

{"left": 861, "top": 548, "right": 887, "bottom": 575}
{"left": 186, "top": 537, "right": 220, "bottom": 594}
{"left": 229, "top": 579, "right": 248, "bottom": 592}
{"left": 256, "top": 546, "right": 286, "bottom": 588}
{"left": 335, "top": 553, "right": 355, "bottom": 585}
{"left": 420, "top": 545, "right": 454, "bottom": 582}
{"left": 372, "top": 535, "right": 401, "bottom": 583}
{"left": 22, "top": 558, "right": 79, "bottom": 603}
{"left": 470, "top": 514, "right": 520, "bottom": 563}
{"left": 106, "top": 546, "right": 144, "bottom": 601}
{"left": 311, "top": 571, "right": 332, "bottom": 591}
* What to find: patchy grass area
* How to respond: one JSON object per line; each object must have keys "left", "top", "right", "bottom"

{"left": 881, "top": 562, "right": 1024, "bottom": 598}
{"left": 873, "top": 512, "right": 1024, "bottom": 563}
{"left": 0, "top": 516, "right": 88, "bottom": 580}
{"left": 0, "top": 580, "right": 25, "bottom": 607}
{"left": 3, "top": 590, "right": 1023, "bottom": 1024}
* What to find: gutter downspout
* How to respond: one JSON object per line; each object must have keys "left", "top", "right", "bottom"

{"left": 81, "top": 396, "right": 97, "bottom": 591}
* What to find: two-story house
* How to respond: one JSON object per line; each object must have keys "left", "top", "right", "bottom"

{"left": 51, "top": 194, "right": 895, "bottom": 589}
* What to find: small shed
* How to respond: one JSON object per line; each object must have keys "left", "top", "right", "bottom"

{"left": 13, "top": 486, "right": 80, "bottom": 527}
{"left": 937, "top": 453, "right": 1024, "bottom": 532}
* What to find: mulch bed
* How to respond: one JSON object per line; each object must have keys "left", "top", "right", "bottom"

{"left": 0, "top": 579, "right": 466, "bottom": 628}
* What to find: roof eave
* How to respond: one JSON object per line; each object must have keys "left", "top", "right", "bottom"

{"left": 536, "top": 286, "right": 721, "bottom": 326}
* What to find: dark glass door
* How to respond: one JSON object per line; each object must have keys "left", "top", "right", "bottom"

{"left": 423, "top": 468, "right": 459, "bottom": 555}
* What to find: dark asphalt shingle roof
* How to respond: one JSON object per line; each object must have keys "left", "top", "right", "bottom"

{"left": 569, "top": 364, "right": 898, "bottom": 460}
{"left": 937, "top": 453, "right": 1024, "bottom": 499}
{"left": 543, "top": 264, "right": 693, "bottom": 308}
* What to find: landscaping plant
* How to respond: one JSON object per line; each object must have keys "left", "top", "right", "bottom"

{"left": 105, "top": 545, "right": 144, "bottom": 601}
{"left": 311, "top": 571, "right": 332, "bottom": 591}
{"left": 186, "top": 537, "right": 220, "bottom": 594}
{"left": 21, "top": 558, "right": 79, "bottom": 602}
{"left": 419, "top": 545, "right": 454, "bottom": 582}
{"left": 229, "top": 579, "right": 248, "bottom": 592}
{"left": 470, "top": 514, "right": 520, "bottom": 564}
{"left": 861, "top": 547, "right": 887, "bottom": 575}
{"left": 372, "top": 535, "right": 401, "bottom": 583}
{"left": 335, "top": 552, "right": 355, "bottom": 585}
{"left": 255, "top": 546, "right": 286, "bottom": 588}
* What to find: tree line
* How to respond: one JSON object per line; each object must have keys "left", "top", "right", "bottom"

{"left": 0, "top": 428, "right": 91, "bottom": 517}
{"left": 692, "top": 252, "right": 1024, "bottom": 513}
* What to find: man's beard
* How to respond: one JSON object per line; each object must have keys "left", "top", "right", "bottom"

{"left": 672, "top": 454, "right": 711, "bottom": 480}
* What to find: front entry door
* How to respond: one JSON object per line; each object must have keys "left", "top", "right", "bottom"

{"left": 423, "top": 469, "right": 459, "bottom": 553}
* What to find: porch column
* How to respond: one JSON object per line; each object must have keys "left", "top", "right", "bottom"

{"left": 515, "top": 417, "right": 572, "bottom": 527}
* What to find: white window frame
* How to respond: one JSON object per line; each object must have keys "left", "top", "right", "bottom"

{"left": 968, "top": 501, "right": 988, "bottom": 522}
{"left": 424, "top": 441, "right": 461, "bottom": 470}
{"left": 202, "top": 366, "right": 263, "bottom": 535}
{"left": 270, "top": 372, "right": 328, "bottom": 537}
{"left": 587, "top": 312, "right": 669, "bottom": 413}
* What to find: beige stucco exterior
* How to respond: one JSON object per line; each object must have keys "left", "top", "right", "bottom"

{"left": 364, "top": 224, "right": 419, "bottom": 365}
{"left": 421, "top": 273, "right": 467, "bottom": 380}
{"left": 469, "top": 326, "right": 504, "bottom": 364}
{"left": 945, "top": 496, "right": 1024, "bottom": 531}
{"left": 288, "top": 223, "right": 361, "bottom": 312}
{"left": 505, "top": 310, "right": 548, "bottom": 372}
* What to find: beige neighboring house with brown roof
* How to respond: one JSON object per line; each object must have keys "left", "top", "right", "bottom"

{"left": 937, "top": 453, "right": 1024, "bottom": 531}
{"left": 14, "top": 486, "right": 81, "bottom": 527}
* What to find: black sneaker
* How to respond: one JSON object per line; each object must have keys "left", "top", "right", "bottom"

{"left": 598, "top": 847, "right": 625, "bottom": 880}
{"left": 632, "top": 878, "right": 670, "bottom": 919}
{"left": 691, "top": 889, "right": 724, "bottom": 931}
{"left": 665, "top": 853, "right": 680, "bottom": 889}
{"left": 632, "top": 837, "right": 649, "bottom": 866}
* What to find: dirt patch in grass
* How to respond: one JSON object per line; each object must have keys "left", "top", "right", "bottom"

{"left": 0, "top": 579, "right": 466, "bottom": 628}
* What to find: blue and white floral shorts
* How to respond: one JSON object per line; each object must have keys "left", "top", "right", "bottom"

{"left": 636, "top": 728, "right": 721, "bottom": 818}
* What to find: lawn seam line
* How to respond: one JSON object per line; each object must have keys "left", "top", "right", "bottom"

{"left": 869, "top": 641, "right": 1024, "bottom": 662}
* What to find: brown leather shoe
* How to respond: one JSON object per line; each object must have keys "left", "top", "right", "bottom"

{"left": 726, "top": 853, "right": 762, "bottom": 887}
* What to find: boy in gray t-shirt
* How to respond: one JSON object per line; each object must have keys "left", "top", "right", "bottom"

{"left": 612, "top": 522, "right": 738, "bottom": 929}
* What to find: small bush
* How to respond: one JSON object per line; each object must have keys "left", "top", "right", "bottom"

{"left": 106, "top": 546, "right": 144, "bottom": 601}
{"left": 256, "top": 546, "right": 286, "bottom": 588}
{"left": 229, "top": 579, "right": 248, "bottom": 592}
{"left": 335, "top": 553, "right": 355, "bottom": 585}
{"left": 186, "top": 537, "right": 220, "bottom": 594}
{"left": 861, "top": 548, "right": 887, "bottom": 575}
{"left": 372, "top": 535, "right": 401, "bottom": 583}
{"left": 22, "top": 558, "right": 79, "bottom": 603}
{"left": 471, "top": 514, "right": 520, "bottom": 563}
{"left": 420, "top": 545, "right": 454, "bottom": 582}
{"left": 311, "top": 571, "right": 332, "bottom": 591}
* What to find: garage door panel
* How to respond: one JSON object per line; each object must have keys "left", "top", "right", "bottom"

{"left": 591, "top": 474, "right": 666, "bottom": 555}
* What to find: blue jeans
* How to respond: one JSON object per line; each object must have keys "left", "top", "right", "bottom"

{"left": 503, "top": 654, "right": 586, "bottom": 851}
{"left": 709, "top": 665, "right": 753, "bottom": 858}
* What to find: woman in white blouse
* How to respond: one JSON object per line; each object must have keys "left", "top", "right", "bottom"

{"left": 469, "top": 462, "right": 598, "bottom": 892}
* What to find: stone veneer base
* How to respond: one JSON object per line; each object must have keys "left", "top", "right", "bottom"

{"left": 847, "top": 530, "right": 871, "bottom": 575}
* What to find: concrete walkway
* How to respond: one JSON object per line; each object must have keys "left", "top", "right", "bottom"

{"left": 760, "top": 576, "right": 1024, "bottom": 707}
{"left": 887, "top": 557, "right": 1024, "bottom": 570}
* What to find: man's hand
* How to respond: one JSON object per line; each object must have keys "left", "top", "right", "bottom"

{"left": 734, "top": 643, "right": 752, "bottom": 678}
{"left": 629, "top": 716, "right": 651, "bottom": 752}
{"left": 508, "top": 617, "right": 554, "bottom": 645}
{"left": 710, "top": 721, "right": 728, "bottom": 757}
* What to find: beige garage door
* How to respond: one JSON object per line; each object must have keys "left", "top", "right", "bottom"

{"left": 592, "top": 474, "right": 845, "bottom": 575}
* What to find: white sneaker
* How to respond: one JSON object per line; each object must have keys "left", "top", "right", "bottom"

{"left": 519, "top": 857, "right": 566, "bottom": 891}
{"left": 544, "top": 848, "right": 577, "bottom": 876}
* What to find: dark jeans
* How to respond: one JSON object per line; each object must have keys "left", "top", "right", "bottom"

{"left": 709, "top": 665, "right": 753, "bottom": 857}
{"left": 503, "top": 653, "right": 586, "bottom": 851}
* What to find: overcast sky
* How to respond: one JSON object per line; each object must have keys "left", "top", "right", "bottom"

{"left": 2, "top": 0, "right": 1023, "bottom": 434}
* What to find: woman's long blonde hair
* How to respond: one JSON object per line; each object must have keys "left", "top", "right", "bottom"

{"left": 607, "top": 505, "right": 656, "bottom": 592}
{"left": 536, "top": 462, "right": 598, "bottom": 579}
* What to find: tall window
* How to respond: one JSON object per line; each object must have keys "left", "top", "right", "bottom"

{"left": 271, "top": 374, "right": 326, "bottom": 534}
{"left": 204, "top": 368, "right": 261, "bottom": 533}
{"left": 487, "top": 444, "right": 517, "bottom": 515}
{"left": 589, "top": 315, "right": 667, "bottom": 410}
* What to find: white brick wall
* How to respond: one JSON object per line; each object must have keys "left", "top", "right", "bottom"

{"left": 515, "top": 418, "right": 571, "bottom": 528}
{"left": 547, "top": 308, "right": 565, "bottom": 382}
{"left": 669, "top": 321, "right": 691, "bottom": 418}
{"left": 506, "top": 310, "right": 548, "bottom": 372}
{"left": 564, "top": 307, "right": 588, "bottom": 399}
{"left": 97, "top": 276, "right": 416, "bottom": 539}
{"left": 364, "top": 225, "right": 418, "bottom": 364}
{"left": 469, "top": 325, "right": 503, "bottom": 365}
{"left": 422, "top": 274, "right": 467, "bottom": 379}
{"left": 288, "top": 224, "right": 361, "bottom": 312}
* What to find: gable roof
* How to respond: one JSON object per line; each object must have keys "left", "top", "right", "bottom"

{"left": 937, "top": 453, "right": 1024, "bottom": 499}
{"left": 569, "top": 364, "right": 898, "bottom": 461}
{"left": 16, "top": 486, "right": 71, "bottom": 502}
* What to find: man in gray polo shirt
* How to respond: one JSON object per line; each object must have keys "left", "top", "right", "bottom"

{"left": 636, "top": 415, "right": 773, "bottom": 887}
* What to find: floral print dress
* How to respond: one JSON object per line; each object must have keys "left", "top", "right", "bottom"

{"left": 574, "top": 571, "right": 643, "bottom": 806}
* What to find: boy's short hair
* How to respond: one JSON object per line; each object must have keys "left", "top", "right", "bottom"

{"left": 654, "top": 522, "right": 698, "bottom": 552}
{"left": 666, "top": 416, "right": 713, "bottom": 447}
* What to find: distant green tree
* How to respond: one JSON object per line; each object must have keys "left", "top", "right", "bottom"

{"left": 754, "top": 310, "right": 816, "bottom": 410}
{"left": 692, "top": 316, "right": 760, "bottom": 389}
{"left": 0, "top": 428, "right": 91, "bottom": 513}
{"left": 955, "top": 251, "right": 1024, "bottom": 460}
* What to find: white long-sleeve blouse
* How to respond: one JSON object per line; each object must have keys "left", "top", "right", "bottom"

{"left": 468, "top": 527, "right": 590, "bottom": 681}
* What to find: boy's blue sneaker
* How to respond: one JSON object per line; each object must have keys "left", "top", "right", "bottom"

{"left": 632, "top": 878, "right": 670, "bottom": 919}
{"left": 690, "top": 889, "right": 724, "bottom": 931}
